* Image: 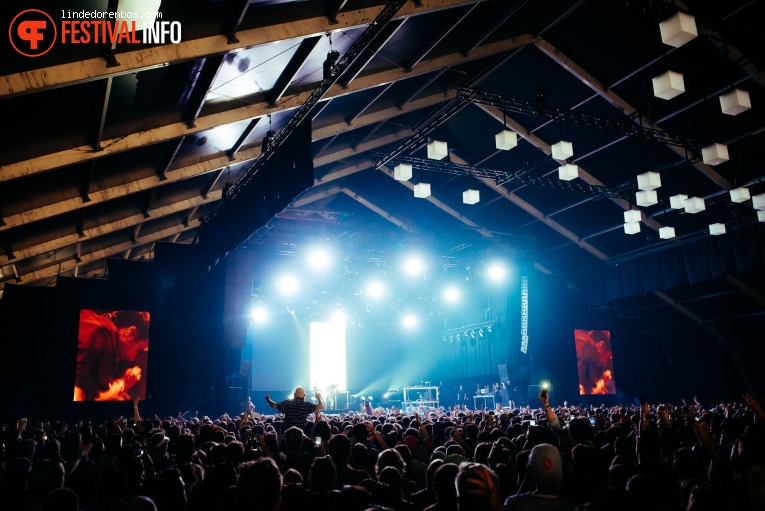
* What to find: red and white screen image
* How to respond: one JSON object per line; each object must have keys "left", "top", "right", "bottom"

{"left": 73, "top": 309, "right": 150, "bottom": 402}
{"left": 574, "top": 329, "right": 616, "bottom": 395}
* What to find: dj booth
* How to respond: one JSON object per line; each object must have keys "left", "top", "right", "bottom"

{"left": 402, "top": 385, "right": 439, "bottom": 408}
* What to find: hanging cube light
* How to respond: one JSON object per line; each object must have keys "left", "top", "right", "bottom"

{"left": 393, "top": 163, "right": 412, "bottom": 181}
{"left": 659, "top": 226, "right": 676, "bottom": 239}
{"left": 758, "top": 211, "right": 765, "bottom": 222}
{"left": 701, "top": 143, "right": 729, "bottom": 166}
{"left": 652, "top": 70, "right": 685, "bottom": 100}
{"left": 729, "top": 187, "right": 750, "bottom": 203}
{"left": 719, "top": 89, "right": 751, "bottom": 116}
{"left": 709, "top": 223, "right": 726, "bottom": 236}
{"left": 659, "top": 11, "right": 698, "bottom": 48}
{"left": 413, "top": 182, "right": 431, "bottom": 198}
{"left": 558, "top": 163, "right": 579, "bottom": 181}
{"left": 427, "top": 140, "right": 448, "bottom": 160}
{"left": 669, "top": 194, "right": 688, "bottom": 209}
{"left": 551, "top": 140, "right": 573, "bottom": 160}
{"left": 624, "top": 222, "right": 641, "bottom": 235}
{"left": 624, "top": 209, "right": 642, "bottom": 223}
{"left": 495, "top": 130, "right": 518, "bottom": 150}
{"left": 683, "top": 196, "right": 705, "bottom": 214}
{"left": 752, "top": 192, "right": 765, "bottom": 210}
{"left": 637, "top": 171, "right": 662, "bottom": 191}
{"left": 636, "top": 190, "right": 658, "bottom": 207}
{"left": 462, "top": 189, "right": 480, "bottom": 205}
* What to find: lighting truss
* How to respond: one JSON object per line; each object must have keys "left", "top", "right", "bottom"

{"left": 457, "top": 88, "right": 703, "bottom": 153}
{"left": 443, "top": 320, "right": 495, "bottom": 338}
{"left": 379, "top": 153, "right": 628, "bottom": 200}
{"left": 224, "top": 0, "right": 409, "bottom": 201}
{"left": 373, "top": 93, "right": 474, "bottom": 170}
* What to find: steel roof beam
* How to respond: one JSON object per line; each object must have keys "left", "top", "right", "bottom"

{"left": 0, "top": 223, "right": 200, "bottom": 291}
{"left": 0, "top": 35, "right": 532, "bottom": 183}
{"left": 0, "top": 95, "right": 452, "bottom": 233}
{"left": 269, "top": 36, "right": 323, "bottom": 107}
{"left": 183, "top": 55, "right": 227, "bottom": 128}
{"left": 535, "top": 39, "right": 733, "bottom": 191}
{"left": 339, "top": 18, "right": 408, "bottom": 88}
{"left": 0, "top": 0, "right": 487, "bottom": 98}
{"left": 405, "top": 4, "right": 478, "bottom": 70}
{"left": 0, "top": 192, "right": 222, "bottom": 267}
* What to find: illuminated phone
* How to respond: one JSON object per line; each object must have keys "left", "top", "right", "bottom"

{"left": 529, "top": 419, "right": 536, "bottom": 426}
{"left": 314, "top": 435, "right": 322, "bottom": 447}
{"left": 589, "top": 417, "right": 596, "bottom": 425}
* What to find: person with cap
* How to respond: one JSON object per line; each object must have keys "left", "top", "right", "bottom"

{"left": 504, "top": 443, "right": 574, "bottom": 510}
{"left": 265, "top": 387, "right": 322, "bottom": 432}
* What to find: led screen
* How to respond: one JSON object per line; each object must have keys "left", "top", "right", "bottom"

{"left": 74, "top": 309, "right": 150, "bottom": 401}
{"left": 574, "top": 329, "right": 615, "bottom": 395}
{"left": 310, "top": 321, "right": 347, "bottom": 396}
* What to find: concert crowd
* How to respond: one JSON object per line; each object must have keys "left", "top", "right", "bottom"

{"left": 1, "top": 392, "right": 764, "bottom": 511}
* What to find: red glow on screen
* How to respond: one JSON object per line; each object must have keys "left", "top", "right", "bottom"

{"left": 574, "top": 329, "right": 616, "bottom": 395}
{"left": 74, "top": 309, "right": 150, "bottom": 402}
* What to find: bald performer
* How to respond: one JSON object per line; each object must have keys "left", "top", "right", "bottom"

{"left": 265, "top": 387, "right": 323, "bottom": 430}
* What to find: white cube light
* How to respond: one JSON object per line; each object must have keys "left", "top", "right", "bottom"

{"left": 729, "top": 187, "right": 750, "bottom": 203}
{"left": 551, "top": 140, "right": 573, "bottom": 160}
{"left": 758, "top": 210, "right": 765, "bottom": 222}
{"left": 701, "top": 143, "right": 729, "bottom": 166}
{"left": 659, "top": 226, "right": 676, "bottom": 239}
{"left": 413, "top": 182, "right": 431, "bottom": 198}
{"left": 624, "top": 209, "right": 642, "bottom": 223}
{"left": 670, "top": 193, "right": 688, "bottom": 209}
{"left": 684, "top": 196, "right": 706, "bottom": 214}
{"left": 637, "top": 171, "right": 662, "bottom": 191}
{"left": 495, "top": 130, "right": 518, "bottom": 150}
{"left": 652, "top": 70, "right": 685, "bottom": 100}
{"left": 462, "top": 189, "right": 480, "bottom": 205}
{"left": 558, "top": 163, "right": 579, "bottom": 181}
{"left": 427, "top": 140, "right": 448, "bottom": 160}
{"left": 709, "top": 223, "right": 726, "bottom": 236}
{"left": 393, "top": 163, "right": 412, "bottom": 181}
{"left": 719, "top": 89, "right": 751, "bottom": 116}
{"left": 659, "top": 11, "right": 698, "bottom": 48}
{"left": 624, "top": 222, "right": 641, "bottom": 235}
{"left": 753, "top": 192, "right": 765, "bottom": 210}
{"left": 636, "top": 190, "right": 658, "bottom": 207}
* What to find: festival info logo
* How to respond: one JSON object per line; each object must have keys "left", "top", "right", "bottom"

{"left": 9, "top": 9, "right": 57, "bottom": 57}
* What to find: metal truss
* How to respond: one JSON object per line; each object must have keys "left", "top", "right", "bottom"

{"left": 457, "top": 87, "right": 703, "bottom": 153}
{"left": 380, "top": 154, "right": 628, "bottom": 200}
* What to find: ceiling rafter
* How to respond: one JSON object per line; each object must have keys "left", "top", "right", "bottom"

{"left": 0, "top": 222, "right": 201, "bottom": 292}
{"left": 378, "top": 166, "right": 494, "bottom": 238}
{"left": 183, "top": 55, "right": 228, "bottom": 128}
{"left": 535, "top": 39, "right": 733, "bottom": 191}
{"left": 339, "top": 18, "right": 409, "bottom": 88}
{"left": 269, "top": 35, "right": 323, "bottom": 107}
{"left": 0, "top": 0, "right": 486, "bottom": 98}
{"left": 472, "top": 103, "right": 666, "bottom": 232}
{"left": 0, "top": 191, "right": 222, "bottom": 267}
{"left": 404, "top": 3, "right": 479, "bottom": 71}
{"left": 339, "top": 187, "right": 411, "bottom": 230}
{"left": 0, "top": 35, "right": 532, "bottom": 183}
{"left": 0, "top": 95, "right": 454, "bottom": 236}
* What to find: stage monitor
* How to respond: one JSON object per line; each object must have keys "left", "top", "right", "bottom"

{"left": 74, "top": 309, "right": 151, "bottom": 401}
{"left": 574, "top": 329, "right": 616, "bottom": 395}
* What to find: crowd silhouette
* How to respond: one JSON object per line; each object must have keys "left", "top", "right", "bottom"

{"left": 2, "top": 390, "right": 764, "bottom": 511}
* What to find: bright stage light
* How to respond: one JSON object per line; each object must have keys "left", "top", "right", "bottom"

{"left": 402, "top": 313, "right": 418, "bottom": 329}
{"left": 331, "top": 310, "right": 346, "bottom": 324}
{"left": 443, "top": 287, "right": 460, "bottom": 303}
{"left": 488, "top": 263, "right": 507, "bottom": 282}
{"left": 307, "top": 247, "right": 331, "bottom": 270}
{"left": 276, "top": 274, "right": 299, "bottom": 295}
{"left": 403, "top": 256, "right": 425, "bottom": 276}
{"left": 366, "top": 281, "right": 385, "bottom": 299}
{"left": 250, "top": 305, "right": 268, "bottom": 323}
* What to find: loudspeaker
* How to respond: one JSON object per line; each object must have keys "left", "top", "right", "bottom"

{"left": 498, "top": 364, "right": 508, "bottom": 383}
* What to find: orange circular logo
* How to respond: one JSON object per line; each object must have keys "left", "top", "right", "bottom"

{"left": 9, "top": 9, "right": 57, "bottom": 57}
